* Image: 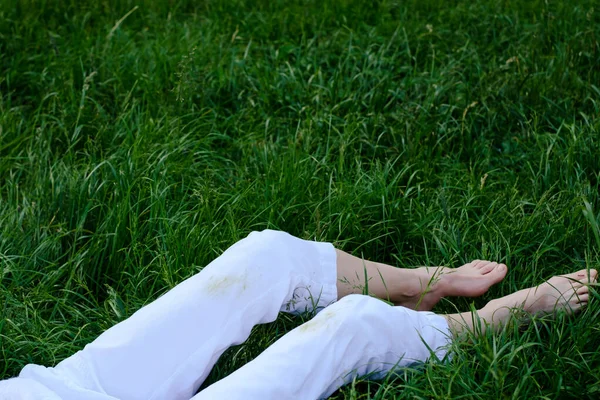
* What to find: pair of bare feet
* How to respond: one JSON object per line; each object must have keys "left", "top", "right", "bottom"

{"left": 335, "top": 250, "right": 597, "bottom": 335}
{"left": 410, "top": 260, "right": 597, "bottom": 335}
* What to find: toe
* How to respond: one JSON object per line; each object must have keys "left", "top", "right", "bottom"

{"left": 498, "top": 263, "right": 507, "bottom": 274}
{"left": 574, "top": 269, "right": 597, "bottom": 280}
{"left": 570, "top": 269, "right": 598, "bottom": 285}
{"left": 569, "top": 301, "right": 584, "bottom": 313}
{"left": 576, "top": 293, "right": 590, "bottom": 303}
{"left": 567, "top": 270, "right": 592, "bottom": 283}
{"left": 478, "top": 261, "right": 497, "bottom": 274}
{"left": 576, "top": 286, "right": 589, "bottom": 295}
{"left": 486, "top": 262, "right": 507, "bottom": 283}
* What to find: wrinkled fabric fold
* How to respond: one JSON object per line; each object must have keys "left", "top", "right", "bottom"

{"left": 1, "top": 229, "right": 452, "bottom": 400}
{"left": 6, "top": 230, "right": 337, "bottom": 400}
{"left": 194, "top": 294, "right": 451, "bottom": 400}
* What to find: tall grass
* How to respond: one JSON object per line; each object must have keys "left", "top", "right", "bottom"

{"left": 1, "top": 0, "right": 600, "bottom": 397}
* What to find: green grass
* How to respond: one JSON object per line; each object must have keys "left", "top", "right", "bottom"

{"left": 1, "top": 0, "right": 600, "bottom": 397}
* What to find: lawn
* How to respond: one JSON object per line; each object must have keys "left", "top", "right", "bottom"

{"left": 1, "top": 0, "right": 600, "bottom": 398}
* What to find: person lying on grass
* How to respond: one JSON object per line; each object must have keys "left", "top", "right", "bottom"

{"left": 1, "top": 230, "right": 596, "bottom": 400}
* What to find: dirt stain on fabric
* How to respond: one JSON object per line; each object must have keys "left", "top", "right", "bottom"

{"left": 204, "top": 274, "right": 245, "bottom": 295}
{"left": 298, "top": 309, "right": 338, "bottom": 333}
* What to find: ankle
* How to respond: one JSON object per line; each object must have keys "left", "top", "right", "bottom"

{"left": 414, "top": 266, "right": 447, "bottom": 292}
{"left": 389, "top": 268, "right": 445, "bottom": 310}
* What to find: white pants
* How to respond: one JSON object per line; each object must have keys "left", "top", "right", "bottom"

{"left": 0, "top": 230, "right": 451, "bottom": 400}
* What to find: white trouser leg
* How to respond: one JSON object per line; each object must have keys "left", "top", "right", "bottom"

{"left": 8, "top": 230, "right": 337, "bottom": 400}
{"left": 193, "top": 294, "right": 452, "bottom": 400}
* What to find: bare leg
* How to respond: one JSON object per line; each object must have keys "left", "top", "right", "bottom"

{"left": 335, "top": 249, "right": 507, "bottom": 310}
{"left": 445, "top": 269, "right": 598, "bottom": 336}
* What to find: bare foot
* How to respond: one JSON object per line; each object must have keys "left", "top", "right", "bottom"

{"left": 334, "top": 250, "right": 507, "bottom": 311}
{"left": 485, "top": 268, "right": 598, "bottom": 317}
{"left": 403, "top": 260, "right": 508, "bottom": 310}
{"left": 446, "top": 269, "right": 598, "bottom": 336}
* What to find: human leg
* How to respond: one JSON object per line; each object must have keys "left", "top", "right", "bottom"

{"left": 0, "top": 378, "right": 63, "bottom": 400}
{"left": 193, "top": 294, "right": 451, "bottom": 400}
{"left": 194, "top": 268, "right": 596, "bottom": 400}
{"left": 3, "top": 229, "right": 509, "bottom": 400}
{"left": 12, "top": 230, "right": 338, "bottom": 400}
{"left": 335, "top": 250, "right": 507, "bottom": 310}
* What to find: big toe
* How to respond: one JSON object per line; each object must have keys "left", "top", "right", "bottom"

{"left": 573, "top": 269, "right": 598, "bottom": 283}
{"left": 489, "top": 263, "right": 508, "bottom": 283}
